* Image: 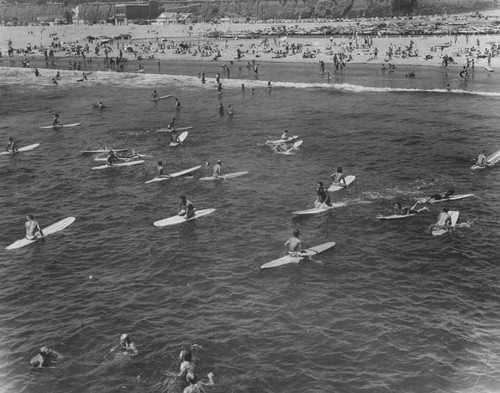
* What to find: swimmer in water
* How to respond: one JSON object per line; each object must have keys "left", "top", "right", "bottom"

{"left": 117, "top": 333, "right": 138, "bottom": 356}
{"left": 30, "top": 346, "right": 61, "bottom": 368}
{"left": 183, "top": 372, "right": 214, "bottom": 393}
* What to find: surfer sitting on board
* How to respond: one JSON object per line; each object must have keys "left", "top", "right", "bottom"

{"left": 393, "top": 201, "right": 428, "bottom": 215}
{"left": 426, "top": 189, "right": 455, "bottom": 202}
{"left": 30, "top": 346, "right": 61, "bottom": 368}
{"left": 25, "top": 215, "right": 44, "bottom": 240}
{"left": 429, "top": 208, "right": 453, "bottom": 232}
{"left": 52, "top": 113, "right": 60, "bottom": 127}
{"left": 213, "top": 160, "right": 222, "bottom": 178}
{"left": 171, "top": 130, "right": 180, "bottom": 144}
{"left": 330, "top": 167, "right": 347, "bottom": 187}
{"left": 167, "top": 117, "right": 176, "bottom": 131}
{"left": 6, "top": 137, "right": 19, "bottom": 154}
{"left": 178, "top": 196, "right": 195, "bottom": 219}
{"left": 476, "top": 150, "right": 487, "bottom": 167}
{"left": 284, "top": 229, "right": 302, "bottom": 256}
{"left": 280, "top": 130, "right": 290, "bottom": 140}
{"left": 106, "top": 150, "right": 121, "bottom": 166}
{"left": 315, "top": 181, "right": 332, "bottom": 207}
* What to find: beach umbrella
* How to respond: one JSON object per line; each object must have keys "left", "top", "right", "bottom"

{"left": 279, "top": 36, "right": 288, "bottom": 42}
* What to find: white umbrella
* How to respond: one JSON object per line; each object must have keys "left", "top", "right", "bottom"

{"left": 279, "top": 36, "right": 288, "bottom": 42}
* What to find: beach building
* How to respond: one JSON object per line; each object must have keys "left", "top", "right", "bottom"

{"left": 114, "top": 0, "right": 160, "bottom": 25}
{"left": 153, "top": 12, "right": 191, "bottom": 25}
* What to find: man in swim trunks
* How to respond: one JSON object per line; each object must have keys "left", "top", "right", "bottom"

{"left": 427, "top": 189, "right": 455, "bottom": 202}
{"left": 171, "top": 130, "right": 180, "bottom": 144}
{"left": 315, "top": 181, "right": 331, "bottom": 207}
{"left": 106, "top": 150, "right": 121, "bottom": 166}
{"left": 284, "top": 229, "right": 302, "bottom": 255}
{"left": 183, "top": 372, "right": 214, "bottom": 393}
{"left": 167, "top": 117, "right": 176, "bottom": 131}
{"left": 213, "top": 160, "right": 222, "bottom": 178}
{"left": 25, "top": 215, "right": 44, "bottom": 240}
{"left": 476, "top": 150, "right": 487, "bottom": 167}
{"left": 151, "top": 90, "right": 159, "bottom": 99}
{"left": 178, "top": 196, "right": 195, "bottom": 219}
{"left": 330, "top": 167, "right": 347, "bottom": 186}
{"left": 6, "top": 137, "right": 19, "bottom": 154}
{"left": 393, "top": 201, "right": 428, "bottom": 215}
{"left": 432, "top": 208, "right": 453, "bottom": 231}
{"left": 280, "top": 130, "right": 289, "bottom": 140}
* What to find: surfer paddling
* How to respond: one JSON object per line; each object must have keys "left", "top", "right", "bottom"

{"left": 178, "top": 196, "right": 195, "bottom": 219}
{"left": 393, "top": 201, "right": 428, "bottom": 215}
{"left": 6, "top": 137, "right": 19, "bottom": 154}
{"left": 26, "top": 215, "right": 44, "bottom": 240}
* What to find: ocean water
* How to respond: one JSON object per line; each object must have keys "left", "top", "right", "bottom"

{"left": 0, "top": 56, "right": 500, "bottom": 393}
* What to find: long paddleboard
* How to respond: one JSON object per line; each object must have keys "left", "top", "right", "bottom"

{"left": 293, "top": 202, "right": 346, "bottom": 215}
{"left": 431, "top": 211, "right": 459, "bottom": 236}
{"left": 94, "top": 154, "right": 150, "bottom": 162}
{"left": 471, "top": 148, "right": 500, "bottom": 169}
{"left": 40, "top": 123, "right": 81, "bottom": 129}
{"left": 153, "top": 208, "right": 215, "bottom": 227}
{"left": 145, "top": 165, "right": 202, "bottom": 184}
{"left": 0, "top": 143, "right": 40, "bottom": 155}
{"left": 260, "top": 242, "right": 336, "bottom": 270}
{"left": 81, "top": 148, "right": 128, "bottom": 155}
{"left": 92, "top": 160, "right": 144, "bottom": 170}
{"left": 426, "top": 193, "right": 475, "bottom": 204}
{"left": 169, "top": 131, "right": 188, "bottom": 147}
{"left": 6, "top": 217, "right": 75, "bottom": 250}
{"left": 328, "top": 175, "right": 356, "bottom": 192}
{"left": 157, "top": 126, "right": 193, "bottom": 133}
{"left": 150, "top": 95, "right": 172, "bottom": 101}
{"left": 266, "top": 135, "right": 299, "bottom": 145}
{"left": 377, "top": 213, "right": 417, "bottom": 220}
{"left": 199, "top": 171, "right": 249, "bottom": 181}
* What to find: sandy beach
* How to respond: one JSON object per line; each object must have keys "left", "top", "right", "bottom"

{"left": 1, "top": 19, "right": 500, "bottom": 72}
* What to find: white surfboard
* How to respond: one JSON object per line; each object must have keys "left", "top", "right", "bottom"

{"left": 293, "top": 202, "right": 346, "bottom": 215}
{"left": 169, "top": 131, "right": 188, "bottom": 147}
{"left": 199, "top": 171, "right": 249, "bottom": 181}
{"left": 92, "top": 160, "right": 145, "bottom": 170}
{"left": 471, "top": 148, "right": 500, "bottom": 169}
{"left": 273, "top": 140, "right": 303, "bottom": 154}
{"left": 328, "top": 175, "right": 356, "bottom": 192}
{"left": 94, "top": 153, "right": 150, "bottom": 161}
{"left": 157, "top": 126, "right": 193, "bottom": 133}
{"left": 377, "top": 213, "right": 417, "bottom": 220}
{"left": 6, "top": 217, "right": 75, "bottom": 250}
{"left": 485, "top": 65, "right": 494, "bottom": 72}
{"left": 0, "top": 143, "right": 40, "bottom": 155}
{"left": 431, "top": 211, "right": 459, "bottom": 236}
{"left": 266, "top": 135, "right": 299, "bottom": 145}
{"left": 153, "top": 208, "right": 215, "bottom": 227}
{"left": 81, "top": 148, "right": 128, "bottom": 155}
{"left": 150, "top": 95, "right": 172, "bottom": 101}
{"left": 426, "top": 193, "right": 475, "bottom": 204}
{"left": 145, "top": 165, "right": 202, "bottom": 184}
{"left": 40, "top": 123, "right": 81, "bottom": 129}
{"left": 260, "top": 242, "right": 336, "bottom": 270}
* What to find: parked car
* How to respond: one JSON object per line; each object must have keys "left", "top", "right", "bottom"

{"left": 114, "top": 33, "right": 132, "bottom": 40}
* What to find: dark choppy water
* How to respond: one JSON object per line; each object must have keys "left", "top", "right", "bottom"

{"left": 1, "top": 57, "right": 500, "bottom": 393}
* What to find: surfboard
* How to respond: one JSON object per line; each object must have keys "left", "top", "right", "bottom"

{"left": 40, "top": 123, "right": 81, "bottom": 129}
{"left": 0, "top": 143, "right": 40, "bottom": 155}
{"left": 145, "top": 165, "right": 202, "bottom": 184}
{"left": 260, "top": 242, "right": 336, "bottom": 270}
{"left": 266, "top": 135, "right": 299, "bottom": 145}
{"left": 431, "top": 211, "right": 459, "bottom": 236}
{"left": 273, "top": 140, "right": 303, "bottom": 154}
{"left": 157, "top": 126, "right": 193, "bottom": 133}
{"left": 485, "top": 65, "right": 494, "bottom": 72}
{"left": 94, "top": 154, "right": 150, "bottom": 161}
{"left": 169, "top": 131, "right": 188, "bottom": 147}
{"left": 427, "top": 193, "right": 475, "bottom": 204}
{"left": 153, "top": 208, "right": 215, "bottom": 227}
{"left": 292, "top": 202, "right": 346, "bottom": 215}
{"left": 377, "top": 213, "right": 417, "bottom": 220}
{"left": 150, "top": 95, "right": 172, "bottom": 101}
{"left": 328, "top": 175, "right": 356, "bottom": 192}
{"left": 6, "top": 217, "right": 75, "bottom": 250}
{"left": 81, "top": 148, "right": 128, "bottom": 155}
{"left": 92, "top": 160, "right": 145, "bottom": 170}
{"left": 199, "top": 171, "right": 249, "bottom": 181}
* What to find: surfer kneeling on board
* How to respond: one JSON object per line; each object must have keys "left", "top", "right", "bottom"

{"left": 25, "top": 215, "right": 44, "bottom": 240}
{"left": 429, "top": 208, "right": 453, "bottom": 232}
{"left": 476, "top": 150, "right": 487, "bottom": 167}
{"left": 30, "top": 346, "right": 61, "bottom": 368}
{"left": 178, "top": 196, "right": 195, "bottom": 219}
{"left": 284, "top": 229, "right": 302, "bottom": 256}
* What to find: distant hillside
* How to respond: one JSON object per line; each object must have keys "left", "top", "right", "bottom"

{"left": 1, "top": 0, "right": 499, "bottom": 23}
